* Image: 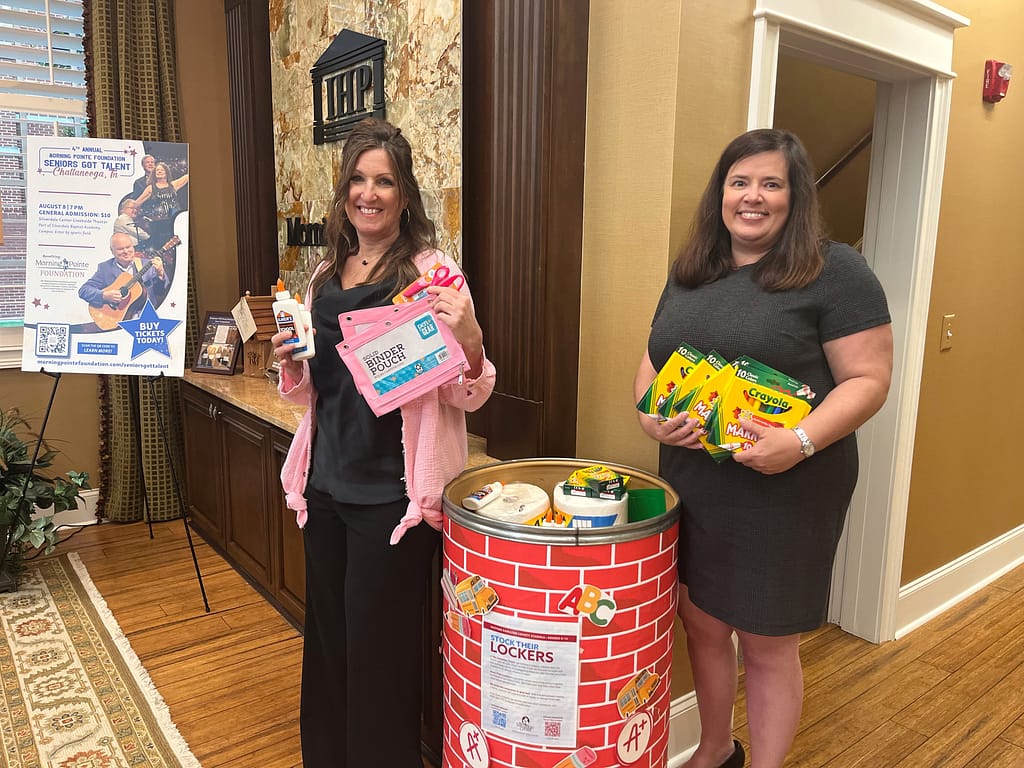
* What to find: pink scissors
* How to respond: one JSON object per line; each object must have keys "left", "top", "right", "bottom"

{"left": 400, "top": 264, "right": 464, "bottom": 299}
{"left": 427, "top": 265, "right": 465, "bottom": 291}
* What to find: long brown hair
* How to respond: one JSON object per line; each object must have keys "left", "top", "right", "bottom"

{"left": 311, "top": 118, "right": 437, "bottom": 297}
{"left": 673, "top": 129, "right": 824, "bottom": 291}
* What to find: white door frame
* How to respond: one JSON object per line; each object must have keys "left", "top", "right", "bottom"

{"left": 747, "top": 0, "right": 968, "bottom": 642}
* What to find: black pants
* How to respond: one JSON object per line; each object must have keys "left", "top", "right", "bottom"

{"left": 300, "top": 491, "right": 439, "bottom": 768}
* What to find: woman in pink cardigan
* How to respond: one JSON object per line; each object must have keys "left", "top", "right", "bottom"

{"left": 273, "top": 118, "right": 495, "bottom": 768}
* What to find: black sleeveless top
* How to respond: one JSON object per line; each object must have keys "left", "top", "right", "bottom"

{"left": 306, "top": 276, "right": 405, "bottom": 505}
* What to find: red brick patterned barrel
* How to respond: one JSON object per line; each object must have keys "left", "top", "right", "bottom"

{"left": 441, "top": 459, "right": 680, "bottom": 768}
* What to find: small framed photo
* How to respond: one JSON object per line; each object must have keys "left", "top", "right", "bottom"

{"left": 193, "top": 311, "right": 242, "bottom": 375}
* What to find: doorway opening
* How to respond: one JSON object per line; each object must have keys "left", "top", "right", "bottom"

{"left": 748, "top": 2, "right": 967, "bottom": 642}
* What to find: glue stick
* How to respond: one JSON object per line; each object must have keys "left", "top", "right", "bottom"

{"left": 273, "top": 280, "right": 314, "bottom": 361}
{"left": 462, "top": 482, "right": 503, "bottom": 511}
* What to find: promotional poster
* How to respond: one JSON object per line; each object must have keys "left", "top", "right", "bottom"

{"left": 480, "top": 614, "right": 580, "bottom": 748}
{"left": 21, "top": 137, "right": 189, "bottom": 376}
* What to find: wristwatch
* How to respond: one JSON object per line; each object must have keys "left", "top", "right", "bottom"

{"left": 792, "top": 426, "right": 816, "bottom": 458}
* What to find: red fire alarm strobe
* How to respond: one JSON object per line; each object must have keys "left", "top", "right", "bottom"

{"left": 983, "top": 60, "right": 1012, "bottom": 103}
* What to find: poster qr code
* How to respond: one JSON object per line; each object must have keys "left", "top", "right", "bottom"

{"left": 36, "top": 324, "right": 71, "bottom": 357}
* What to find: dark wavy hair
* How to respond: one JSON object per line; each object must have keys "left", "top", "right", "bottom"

{"left": 672, "top": 128, "right": 824, "bottom": 291}
{"left": 311, "top": 117, "right": 437, "bottom": 297}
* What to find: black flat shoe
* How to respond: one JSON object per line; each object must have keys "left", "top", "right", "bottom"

{"left": 717, "top": 739, "right": 745, "bottom": 768}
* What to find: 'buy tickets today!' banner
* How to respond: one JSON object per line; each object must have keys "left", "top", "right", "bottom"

{"left": 21, "top": 136, "right": 189, "bottom": 377}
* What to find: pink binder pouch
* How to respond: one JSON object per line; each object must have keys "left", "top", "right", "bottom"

{"left": 339, "top": 304, "right": 407, "bottom": 341}
{"left": 336, "top": 301, "right": 468, "bottom": 417}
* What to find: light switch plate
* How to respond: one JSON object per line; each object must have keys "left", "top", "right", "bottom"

{"left": 940, "top": 314, "right": 955, "bottom": 351}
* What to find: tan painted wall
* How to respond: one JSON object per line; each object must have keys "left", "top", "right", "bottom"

{"left": 902, "top": 0, "right": 1024, "bottom": 583}
{"left": 581, "top": 0, "right": 754, "bottom": 697}
{"left": 0, "top": 3, "right": 234, "bottom": 485}
{"left": 175, "top": 0, "right": 239, "bottom": 318}
{"left": 578, "top": 0, "right": 754, "bottom": 475}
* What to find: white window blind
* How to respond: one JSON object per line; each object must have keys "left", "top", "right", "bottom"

{"left": 0, "top": 0, "right": 87, "bottom": 367}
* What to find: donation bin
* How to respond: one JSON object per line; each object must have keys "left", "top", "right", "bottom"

{"left": 441, "top": 459, "right": 680, "bottom": 768}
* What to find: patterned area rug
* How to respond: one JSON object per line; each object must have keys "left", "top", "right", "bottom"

{"left": 0, "top": 553, "right": 200, "bottom": 767}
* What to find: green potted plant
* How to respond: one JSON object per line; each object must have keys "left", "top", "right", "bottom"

{"left": 0, "top": 408, "right": 90, "bottom": 592}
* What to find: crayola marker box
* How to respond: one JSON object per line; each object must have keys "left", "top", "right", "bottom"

{"left": 732, "top": 355, "right": 816, "bottom": 401}
{"left": 684, "top": 358, "right": 736, "bottom": 462}
{"left": 661, "top": 349, "right": 727, "bottom": 419}
{"left": 705, "top": 357, "right": 814, "bottom": 454}
{"left": 636, "top": 341, "right": 705, "bottom": 419}
{"left": 563, "top": 464, "right": 630, "bottom": 499}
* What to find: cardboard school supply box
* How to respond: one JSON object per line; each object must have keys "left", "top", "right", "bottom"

{"left": 703, "top": 356, "right": 815, "bottom": 455}
{"left": 659, "top": 349, "right": 728, "bottom": 419}
{"left": 562, "top": 464, "right": 630, "bottom": 500}
{"left": 684, "top": 357, "right": 736, "bottom": 462}
{"left": 636, "top": 341, "right": 705, "bottom": 419}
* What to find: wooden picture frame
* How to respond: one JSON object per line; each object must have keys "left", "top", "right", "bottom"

{"left": 192, "top": 311, "right": 242, "bottom": 375}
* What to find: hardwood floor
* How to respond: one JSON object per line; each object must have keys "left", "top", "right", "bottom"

{"left": 47, "top": 518, "right": 304, "bottom": 767}
{"left": 44, "top": 519, "right": 1024, "bottom": 767}
{"left": 735, "top": 563, "right": 1024, "bottom": 767}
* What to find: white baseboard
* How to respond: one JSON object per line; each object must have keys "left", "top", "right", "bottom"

{"left": 32, "top": 488, "right": 99, "bottom": 528}
{"left": 896, "top": 523, "right": 1024, "bottom": 639}
{"left": 667, "top": 691, "right": 700, "bottom": 766}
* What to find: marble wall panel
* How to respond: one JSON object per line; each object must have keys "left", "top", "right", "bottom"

{"left": 271, "top": 0, "right": 462, "bottom": 296}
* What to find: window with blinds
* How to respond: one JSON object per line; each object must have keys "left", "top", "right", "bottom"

{"left": 0, "top": 0, "right": 86, "bottom": 359}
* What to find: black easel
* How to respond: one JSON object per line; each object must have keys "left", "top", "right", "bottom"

{"left": 126, "top": 378, "right": 157, "bottom": 541}
{"left": 133, "top": 373, "right": 210, "bottom": 613}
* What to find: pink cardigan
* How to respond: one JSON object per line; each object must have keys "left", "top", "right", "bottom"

{"left": 278, "top": 250, "right": 496, "bottom": 544}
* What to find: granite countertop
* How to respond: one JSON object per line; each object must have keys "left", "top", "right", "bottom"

{"left": 182, "top": 369, "right": 305, "bottom": 433}
{"left": 181, "top": 370, "right": 495, "bottom": 466}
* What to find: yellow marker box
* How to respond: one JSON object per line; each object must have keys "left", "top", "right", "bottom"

{"left": 704, "top": 357, "right": 813, "bottom": 455}
{"left": 566, "top": 465, "right": 629, "bottom": 498}
{"left": 636, "top": 341, "right": 705, "bottom": 419}
{"left": 684, "top": 361, "right": 736, "bottom": 462}
{"left": 661, "top": 349, "right": 727, "bottom": 419}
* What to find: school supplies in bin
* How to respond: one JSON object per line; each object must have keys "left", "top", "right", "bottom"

{"left": 562, "top": 464, "right": 630, "bottom": 500}
{"left": 336, "top": 300, "right": 467, "bottom": 417}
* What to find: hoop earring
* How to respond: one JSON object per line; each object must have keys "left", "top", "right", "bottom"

{"left": 401, "top": 208, "right": 410, "bottom": 227}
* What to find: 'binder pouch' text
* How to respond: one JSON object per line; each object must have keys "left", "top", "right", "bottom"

{"left": 337, "top": 301, "right": 468, "bottom": 417}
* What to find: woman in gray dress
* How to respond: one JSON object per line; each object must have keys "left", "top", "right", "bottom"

{"left": 634, "top": 129, "right": 892, "bottom": 768}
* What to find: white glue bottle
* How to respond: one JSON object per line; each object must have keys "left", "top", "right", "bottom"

{"left": 273, "top": 282, "right": 315, "bottom": 361}
{"left": 296, "top": 294, "right": 315, "bottom": 361}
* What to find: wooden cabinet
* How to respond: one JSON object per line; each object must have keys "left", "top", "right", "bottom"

{"left": 180, "top": 383, "right": 301, "bottom": 624}
{"left": 271, "top": 429, "right": 305, "bottom": 625}
{"left": 179, "top": 387, "right": 226, "bottom": 538}
{"left": 220, "top": 406, "right": 273, "bottom": 590}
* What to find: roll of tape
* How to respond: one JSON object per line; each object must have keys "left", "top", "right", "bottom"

{"left": 476, "top": 482, "right": 551, "bottom": 524}
{"left": 553, "top": 481, "right": 628, "bottom": 528}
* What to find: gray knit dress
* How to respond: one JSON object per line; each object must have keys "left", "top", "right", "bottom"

{"left": 647, "top": 242, "right": 891, "bottom": 635}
